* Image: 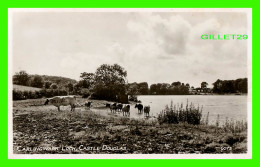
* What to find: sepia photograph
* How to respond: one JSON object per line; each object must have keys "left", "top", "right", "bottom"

{"left": 8, "top": 8, "right": 252, "bottom": 159}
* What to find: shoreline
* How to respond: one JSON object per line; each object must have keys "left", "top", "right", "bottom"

{"left": 12, "top": 98, "right": 247, "bottom": 154}
{"left": 133, "top": 94, "right": 248, "bottom": 96}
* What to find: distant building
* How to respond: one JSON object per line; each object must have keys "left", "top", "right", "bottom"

{"left": 189, "top": 87, "right": 197, "bottom": 94}
{"left": 189, "top": 87, "right": 212, "bottom": 94}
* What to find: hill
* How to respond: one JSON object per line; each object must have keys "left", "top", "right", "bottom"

{"left": 30, "top": 74, "right": 77, "bottom": 86}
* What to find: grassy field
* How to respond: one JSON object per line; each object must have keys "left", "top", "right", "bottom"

{"left": 13, "top": 84, "right": 42, "bottom": 92}
{"left": 13, "top": 98, "right": 247, "bottom": 154}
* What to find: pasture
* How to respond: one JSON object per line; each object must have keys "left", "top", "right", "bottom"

{"left": 13, "top": 84, "right": 42, "bottom": 92}
{"left": 13, "top": 98, "right": 247, "bottom": 154}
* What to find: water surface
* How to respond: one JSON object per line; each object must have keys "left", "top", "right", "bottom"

{"left": 133, "top": 95, "right": 247, "bottom": 124}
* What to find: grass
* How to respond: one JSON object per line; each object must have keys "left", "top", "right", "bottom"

{"left": 13, "top": 84, "right": 42, "bottom": 91}
{"left": 222, "top": 118, "right": 247, "bottom": 133}
{"left": 13, "top": 98, "right": 247, "bottom": 154}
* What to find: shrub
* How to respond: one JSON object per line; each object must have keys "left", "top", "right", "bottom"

{"left": 44, "top": 89, "right": 54, "bottom": 97}
{"left": 204, "top": 143, "right": 217, "bottom": 153}
{"left": 81, "top": 89, "right": 91, "bottom": 98}
{"left": 58, "top": 89, "right": 68, "bottom": 96}
{"left": 28, "top": 91, "right": 37, "bottom": 99}
{"left": 13, "top": 90, "right": 26, "bottom": 100}
{"left": 158, "top": 100, "right": 202, "bottom": 125}
{"left": 35, "top": 90, "right": 43, "bottom": 98}
{"left": 22, "top": 90, "right": 29, "bottom": 99}
{"left": 224, "top": 135, "right": 246, "bottom": 146}
{"left": 129, "top": 95, "right": 137, "bottom": 101}
{"left": 225, "top": 136, "right": 240, "bottom": 146}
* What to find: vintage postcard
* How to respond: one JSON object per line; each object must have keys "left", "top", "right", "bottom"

{"left": 8, "top": 8, "right": 252, "bottom": 159}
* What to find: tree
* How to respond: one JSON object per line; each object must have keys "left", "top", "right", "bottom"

{"left": 50, "top": 83, "right": 58, "bottom": 89}
{"left": 77, "top": 80, "right": 87, "bottom": 88}
{"left": 79, "top": 72, "right": 95, "bottom": 89}
{"left": 201, "top": 82, "right": 208, "bottom": 89}
{"left": 127, "top": 82, "right": 139, "bottom": 95}
{"left": 150, "top": 84, "right": 158, "bottom": 94}
{"left": 149, "top": 82, "right": 191, "bottom": 95}
{"left": 171, "top": 81, "right": 181, "bottom": 87}
{"left": 44, "top": 81, "right": 52, "bottom": 89}
{"left": 212, "top": 79, "right": 222, "bottom": 93}
{"left": 95, "top": 64, "right": 127, "bottom": 85}
{"left": 201, "top": 81, "right": 208, "bottom": 92}
{"left": 160, "top": 83, "right": 170, "bottom": 95}
{"left": 238, "top": 78, "right": 247, "bottom": 93}
{"left": 93, "top": 64, "right": 127, "bottom": 101}
{"left": 13, "top": 70, "right": 30, "bottom": 86}
{"left": 73, "top": 83, "right": 81, "bottom": 94}
{"left": 236, "top": 78, "right": 247, "bottom": 93}
{"left": 66, "top": 82, "right": 74, "bottom": 94}
{"left": 212, "top": 78, "right": 247, "bottom": 94}
{"left": 138, "top": 82, "right": 149, "bottom": 95}
{"left": 179, "top": 84, "right": 189, "bottom": 95}
{"left": 222, "top": 80, "right": 235, "bottom": 93}
{"left": 30, "top": 75, "right": 44, "bottom": 88}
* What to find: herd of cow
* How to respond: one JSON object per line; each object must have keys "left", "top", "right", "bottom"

{"left": 105, "top": 103, "right": 130, "bottom": 116}
{"left": 105, "top": 102, "right": 150, "bottom": 117}
{"left": 43, "top": 95, "right": 151, "bottom": 117}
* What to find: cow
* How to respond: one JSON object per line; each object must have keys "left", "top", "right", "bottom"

{"left": 85, "top": 101, "right": 92, "bottom": 108}
{"left": 144, "top": 105, "right": 150, "bottom": 117}
{"left": 105, "top": 103, "right": 111, "bottom": 108}
{"left": 122, "top": 104, "right": 130, "bottom": 117}
{"left": 44, "top": 96, "right": 79, "bottom": 111}
{"left": 116, "top": 103, "right": 123, "bottom": 112}
{"left": 135, "top": 103, "right": 143, "bottom": 114}
{"left": 108, "top": 103, "right": 117, "bottom": 113}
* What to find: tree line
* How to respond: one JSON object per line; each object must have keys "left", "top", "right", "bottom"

{"left": 127, "top": 82, "right": 190, "bottom": 95}
{"left": 212, "top": 78, "right": 247, "bottom": 94}
{"left": 13, "top": 64, "right": 248, "bottom": 101}
{"left": 13, "top": 64, "right": 128, "bottom": 102}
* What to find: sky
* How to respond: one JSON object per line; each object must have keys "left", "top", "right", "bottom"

{"left": 12, "top": 10, "right": 249, "bottom": 88}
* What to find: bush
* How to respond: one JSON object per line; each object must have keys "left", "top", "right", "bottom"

{"left": 158, "top": 100, "right": 202, "bottom": 125}
{"left": 28, "top": 91, "right": 37, "bottom": 99}
{"left": 224, "top": 135, "right": 246, "bottom": 146}
{"left": 13, "top": 90, "right": 26, "bottom": 100}
{"left": 13, "top": 90, "right": 39, "bottom": 100}
{"left": 204, "top": 143, "right": 217, "bottom": 153}
{"left": 129, "top": 95, "right": 137, "bottom": 101}
{"left": 80, "top": 89, "right": 91, "bottom": 98}
{"left": 22, "top": 90, "right": 29, "bottom": 99}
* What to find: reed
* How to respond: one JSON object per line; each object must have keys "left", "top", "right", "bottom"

{"left": 158, "top": 100, "right": 203, "bottom": 125}
{"left": 222, "top": 117, "right": 247, "bottom": 133}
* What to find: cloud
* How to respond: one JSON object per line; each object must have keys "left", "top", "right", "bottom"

{"left": 59, "top": 52, "right": 116, "bottom": 79}
{"left": 13, "top": 12, "right": 248, "bottom": 87}
{"left": 107, "top": 42, "right": 126, "bottom": 63}
{"left": 127, "top": 14, "right": 192, "bottom": 57}
{"left": 124, "top": 13, "right": 247, "bottom": 86}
